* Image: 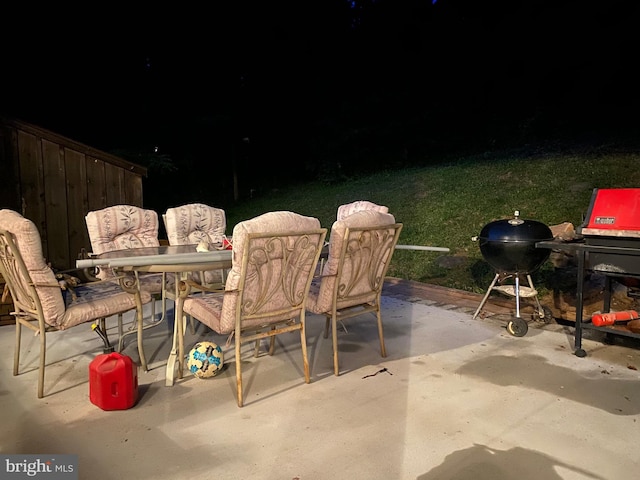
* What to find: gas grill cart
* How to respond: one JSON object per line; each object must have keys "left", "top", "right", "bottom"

{"left": 536, "top": 188, "right": 640, "bottom": 357}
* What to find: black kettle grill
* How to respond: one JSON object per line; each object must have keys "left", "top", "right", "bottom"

{"left": 472, "top": 211, "right": 554, "bottom": 336}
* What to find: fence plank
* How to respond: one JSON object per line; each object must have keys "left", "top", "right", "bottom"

{"left": 65, "top": 149, "right": 89, "bottom": 265}
{"left": 86, "top": 156, "right": 107, "bottom": 211}
{"left": 42, "top": 139, "right": 69, "bottom": 269}
{"left": 105, "top": 162, "right": 126, "bottom": 205}
{"left": 17, "top": 130, "right": 47, "bottom": 256}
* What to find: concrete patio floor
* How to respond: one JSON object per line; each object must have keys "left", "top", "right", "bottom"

{"left": 1, "top": 283, "right": 639, "bottom": 480}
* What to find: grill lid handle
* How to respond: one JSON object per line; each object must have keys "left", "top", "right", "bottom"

{"left": 509, "top": 210, "right": 524, "bottom": 226}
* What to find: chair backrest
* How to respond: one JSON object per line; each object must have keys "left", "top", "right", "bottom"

{"left": 312, "top": 210, "right": 402, "bottom": 313}
{"left": 0, "top": 209, "right": 66, "bottom": 327}
{"left": 85, "top": 205, "right": 160, "bottom": 280}
{"left": 164, "top": 203, "right": 226, "bottom": 246}
{"left": 336, "top": 200, "right": 389, "bottom": 222}
{"left": 218, "top": 211, "right": 327, "bottom": 333}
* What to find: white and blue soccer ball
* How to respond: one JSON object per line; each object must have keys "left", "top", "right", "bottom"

{"left": 187, "top": 341, "right": 224, "bottom": 378}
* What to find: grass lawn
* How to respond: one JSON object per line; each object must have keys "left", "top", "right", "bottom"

{"left": 224, "top": 142, "right": 640, "bottom": 296}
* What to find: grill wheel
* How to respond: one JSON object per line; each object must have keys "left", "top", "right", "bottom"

{"left": 506, "top": 317, "right": 528, "bottom": 337}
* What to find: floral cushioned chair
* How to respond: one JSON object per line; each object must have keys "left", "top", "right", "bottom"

{"left": 0, "top": 209, "right": 152, "bottom": 398}
{"left": 85, "top": 205, "right": 171, "bottom": 353}
{"left": 175, "top": 211, "right": 327, "bottom": 407}
{"left": 306, "top": 210, "right": 403, "bottom": 376}
{"left": 164, "top": 203, "right": 228, "bottom": 286}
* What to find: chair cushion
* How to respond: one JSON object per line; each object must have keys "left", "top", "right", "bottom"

{"left": 86, "top": 205, "right": 160, "bottom": 281}
{"left": 60, "top": 281, "right": 152, "bottom": 330}
{"left": 85, "top": 205, "right": 160, "bottom": 255}
{"left": 183, "top": 293, "right": 227, "bottom": 333}
{"left": 336, "top": 201, "right": 389, "bottom": 221}
{"left": 164, "top": 203, "right": 227, "bottom": 286}
{"left": 0, "top": 209, "right": 66, "bottom": 327}
{"left": 307, "top": 210, "right": 396, "bottom": 314}
{"left": 226, "top": 210, "right": 321, "bottom": 291}
{"left": 164, "top": 203, "right": 226, "bottom": 247}
{"left": 324, "top": 210, "right": 396, "bottom": 276}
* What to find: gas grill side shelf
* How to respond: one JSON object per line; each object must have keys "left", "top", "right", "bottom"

{"left": 536, "top": 240, "right": 640, "bottom": 357}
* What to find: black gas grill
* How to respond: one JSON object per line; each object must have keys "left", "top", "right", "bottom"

{"left": 581, "top": 188, "right": 640, "bottom": 275}
{"left": 537, "top": 188, "right": 640, "bottom": 357}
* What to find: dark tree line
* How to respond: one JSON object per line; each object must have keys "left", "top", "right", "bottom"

{"left": 3, "top": 1, "right": 639, "bottom": 213}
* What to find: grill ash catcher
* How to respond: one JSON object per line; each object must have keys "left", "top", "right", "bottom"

{"left": 472, "top": 211, "right": 554, "bottom": 337}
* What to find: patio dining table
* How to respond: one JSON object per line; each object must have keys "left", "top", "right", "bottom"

{"left": 77, "top": 245, "right": 233, "bottom": 386}
{"left": 75, "top": 241, "right": 447, "bottom": 385}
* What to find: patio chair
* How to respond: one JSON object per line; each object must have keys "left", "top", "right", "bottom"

{"left": 163, "top": 203, "right": 229, "bottom": 335}
{"left": 175, "top": 211, "right": 327, "bottom": 407}
{"left": 306, "top": 210, "right": 403, "bottom": 376}
{"left": 336, "top": 200, "right": 389, "bottom": 221}
{"left": 163, "top": 203, "right": 228, "bottom": 286}
{"left": 0, "top": 209, "right": 152, "bottom": 398}
{"left": 85, "top": 205, "right": 171, "bottom": 352}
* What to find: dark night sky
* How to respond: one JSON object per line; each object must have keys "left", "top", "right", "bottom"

{"left": 3, "top": 1, "right": 640, "bottom": 180}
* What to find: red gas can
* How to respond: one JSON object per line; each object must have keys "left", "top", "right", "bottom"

{"left": 89, "top": 352, "right": 138, "bottom": 410}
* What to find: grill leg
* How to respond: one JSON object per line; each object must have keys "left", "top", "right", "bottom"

{"left": 526, "top": 274, "right": 545, "bottom": 318}
{"left": 514, "top": 275, "right": 521, "bottom": 318}
{"left": 473, "top": 273, "right": 500, "bottom": 319}
{"left": 505, "top": 273, "right": 530, "bottom": 337}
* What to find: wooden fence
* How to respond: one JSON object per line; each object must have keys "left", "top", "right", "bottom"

{"left": 0, "top": 116, "right": 147, "bottom": 272}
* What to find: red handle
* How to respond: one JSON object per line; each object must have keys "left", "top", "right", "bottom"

{"left": 591, "top": 310, "right": 639, "bottom": 327}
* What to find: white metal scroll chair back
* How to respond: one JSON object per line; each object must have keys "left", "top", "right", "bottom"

{"left": 306, "top": 210, "right": 403, "bottom": 376}
{"left": 164, "top": 203, "right": 228, "bottom": 286}
{"left": 0, "top": 209, "right": 151, "bottom": 398}
{"left": 336, "top": 200, "right": 389, "bottom": 221}
{"left": 85, "top": 204, "right": 169, "bottom": 354}
{"left": 176, "top": 211, "right": 327, "bottom": 407}
{"left": 314, "top": 202, "right": 389, "bottom": 275}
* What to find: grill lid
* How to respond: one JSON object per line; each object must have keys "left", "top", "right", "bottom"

{"left": 478, "top": 212, "right": 553, "bottom": 244}
{"left": 580, "top": 188, "right": 640, "bottom": 238}
{"left": 477, "top": 211, "right": 553, "bottom": 274}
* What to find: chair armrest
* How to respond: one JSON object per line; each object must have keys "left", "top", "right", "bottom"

{"left": 182, "top": 279, "right": 225, "bottom": 294}
{"left": 30, "top": 282, "right": 62, "bottom": 289}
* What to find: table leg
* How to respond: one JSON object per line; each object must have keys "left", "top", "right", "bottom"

{"left": 165, "top": 322, "right": 179, "bottom": 385}
{"left": 117, "top": 273, "right": 148, "bottom": 371}
{"left": 177, "top": 296, "right": 185, "bottom": 380}
{"left": 165, "top": 273, "right": 192, "bottom": 386}
{"left": 136, "top": 290, "right": 147, "bottom": 371}
{"left": 165, "top": 279, "right": 183, "bottom": 386}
